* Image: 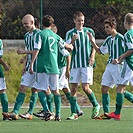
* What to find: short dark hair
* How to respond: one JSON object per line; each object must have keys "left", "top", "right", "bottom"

{"left": 34, "top": 18, "right": 40, "bottom": 28}
{"left": 42, "top": 15, "right": 54, "bottom": 27}
{"left": 104, "top": 17, "right": 117, "bottom": 28}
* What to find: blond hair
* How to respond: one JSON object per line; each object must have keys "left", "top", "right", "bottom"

{"left": 124, "top": 13, "right": 133, "bottom": 25}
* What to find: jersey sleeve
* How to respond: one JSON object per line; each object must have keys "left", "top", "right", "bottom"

{"left": 34, "top": 33, "right": 42, "bottom": 50}
{"left": 124, "top": 32, "right": 133, "bottom": 50}
{"left": 58, "top": 37, "right": 66, "bottom": 48}
{"left": 100, "top": 38, "right": 108, "bottom": 54}
{"left": 0, "top": 39, "right": 3, "bottom": 57}
{"left": 59, "top": 47, "right": 70, "bottom": 57}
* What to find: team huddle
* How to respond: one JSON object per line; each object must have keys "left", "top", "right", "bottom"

{"left": 1, "top": 11, "right": 133, "bottom": 121}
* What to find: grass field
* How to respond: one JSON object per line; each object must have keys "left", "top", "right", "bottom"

{"left": 0, "top": 107, "right": 133, "bottom": 133}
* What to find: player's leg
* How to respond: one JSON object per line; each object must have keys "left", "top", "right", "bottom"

{"left": 124, "top": 91, "right": 133, "bottom": 103}
{"left": 105, "top": 63, "right": 132, "bottom": 120}
{"left": 124, "top": 76, "right": 133, "bottom": 102}
{"left": 0, "top": 89, "right": 9, "bottom": 121}
{"left": 81, "top": 67, "right": 100, "bottom": 119}
{"left": 50, "top": 74, "right": 61, "bottom": 121}
{"left": 63, "top": 88, "right": 83, "bottom": 117}
{"left": 18, "top": 72, "right": 38, "bottom": 120}
{"left": 66, "top": 68, "right": 80, "bottom": 120}
{"left": 45, "top": 87, "right": 54, "bottom": 114}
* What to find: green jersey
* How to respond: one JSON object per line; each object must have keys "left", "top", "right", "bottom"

{"left": 100, "top": 33, "right": 125, "bottom": 64}
{"left": 24, "top": 28, "right": 41, "bottom": 71}
{"left": 35, "top": 29, "right": 66, "bottom": 74}
{"left": 0, "top": 39, "right": 4, "bottom": 78}
{"left": 124, "top": 29, "right": 133, "bottom": 70}
{"left": 65, "top": 27, "right": 94, "bottom": 69}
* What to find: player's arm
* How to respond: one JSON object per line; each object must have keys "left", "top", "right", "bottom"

{"left": 21, "top": 55, "right": 28, "bottom": 75}
{"left": 17, "top": 49, "right": 33, "bottom": 55}
{"left": 87, "top": 32, "right": 101, "bottom": 54}
{"left": 0, "top": 57, "right": 10, "bottom": 71}
{"left": 118, "top": 50, "right": 133, "bottom": 63}
{"left": 65, "top": 55, "right": 71, "bottom": 80}
{"left": 29, "top": 50, "right": 39, "bottom": 74}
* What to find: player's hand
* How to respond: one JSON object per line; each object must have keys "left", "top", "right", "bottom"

{"left": 87, "top": 32, "right": 95, "bottom": 43}
{"left": 3, "top": 64, "right": 10, "bottom": 71}
{"left": 17, "top": 49, "right": 25, "bottom": 55}
{"left": 20, "top": 57, "right": 25, "bottom": 64}
{"left": 65, "top": 70, "right": 70, "bottom": 80}
{"left": 29, "top": 65, "right": 34, "bottom": 74}
{"left": 112, "top": 59, "right": 119, "bottom": 64}
{"left": 71, "top": 34, "right": 78, "bottom": 44}
{"left": 118, "top": 54, "right": 125, "bottom": 64}
{"left": 89, "top": 57, "right": 95, "bottom": 66}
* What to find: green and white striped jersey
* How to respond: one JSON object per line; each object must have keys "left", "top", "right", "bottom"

{"left": 24, "top": 28, "right": 41, "bottom": 71}
{"left": 34, "top": 29, "right": 66, "bottom": 74}
{"left": 65, "top": 27, "right": 94, "bottom": 68}
{"left": 100, "top": 33, "right": 125, "bottom": 64}
{"left": 0, "top": 39, "right": 4, "bottom": 78}
{"left": 124, "top": 29, "right": 133, "bottom": 70}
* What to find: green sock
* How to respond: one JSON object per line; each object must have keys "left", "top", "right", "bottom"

{"left": 46, "top": 94, "right": 54, "bottom": 113}
{"left": 38, "top": 92, "right": 49, "bottom": 112}
{"left": 124, "top": 91, "right": 133, "bottom": 103}
{"left": 65, "top": 92, "right": 81, "bottom": 113}
{"left": 115, "top": 93, "right": 124, "bottom": 114}
{"left": 87, "top": 92, "right": 98, "bottom": 107}
{"left": 0, "top": 93, "right": 8, "bottom": 112}
{"left": 28, "top": 92, "right": 38, "bottom": 114}
{"left": 70, "top": 96, "right": 77, "bottom": 113}
{"left": 102, "top": 93, "right": 110, "bottom": 113}
{"left": 54, "top": 95, "right": 61, "bottom": 116}
{"left": 14, "top": 92, "right": 25, "bottom": 114}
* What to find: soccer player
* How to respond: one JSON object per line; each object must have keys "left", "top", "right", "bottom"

{"left": 29, "top": 15, "right": 73, "bottom": 121}
{"left": 104, "top": 13, "right": 133, "bottom": 120}
{"left": 2, "top": 14, "right": 49, "bottom": 120}
{"left": 0, "top": 39, "right": 10, "bottom": 121}
{"left": 65, "top": 11, "right": 100, "bottom": 120}
{"left": 33, "top": 24, "right": 83, "bottom": 118}
{"left": 87, "top": 17, "right": 133, "bottom": 120}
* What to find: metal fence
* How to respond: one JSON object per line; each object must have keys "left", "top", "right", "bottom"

{"left": 0, "top": 0, "right": 133, "bottom": 39}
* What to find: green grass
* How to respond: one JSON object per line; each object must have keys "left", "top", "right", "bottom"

{"left": 0, "top": 107, "right": 133, "bottom": 133}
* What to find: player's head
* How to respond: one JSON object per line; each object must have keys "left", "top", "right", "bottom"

{"left": 124, "top": 13, "right": 133, "bottom": 30}
{"left": 42, "top": 15, "right": 54, "bottom": 28}
{"left": 22, "top": 14, "right": 35, "bottom": 32}
{"left": 103, "top": 17, "right": 117, "bottom": 35}
{"left": 34, "top": 18, "right": 40, "bottom": 29}
{"left": 51, "top": 24, "right": 57, "bottom": 33}
{"left": 73, "top": 11, "right": 85, "bottom": 30}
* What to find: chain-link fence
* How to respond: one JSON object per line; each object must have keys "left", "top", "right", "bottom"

{"left": 0, "top": 0, "right": 133, "bottom": 39}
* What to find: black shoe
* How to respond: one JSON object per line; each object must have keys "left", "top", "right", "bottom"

{"left": 33, "top": 110, "right": 45, "bottom": 118}
{"left": 54, "top": 116, "right": 61, "bottom": 121}
{"left": 44, "top": 111, "right": 52, "bottom": 121}
{"left": 77, "top": 110, "right": 84, "bottom": 117}
{"left": 3, "top": 115, "right": 12, "bottom": 121}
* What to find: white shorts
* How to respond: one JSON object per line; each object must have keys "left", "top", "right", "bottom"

{"left": 117, "top": 62, "right": 133, "bottom": 85}
{"left": 58, "top": 66, "right": 69, "bottom": 90}
{"left": 69, "top": 67, "right": 93, "bottom": 85}
{"left": 20, "top": 71, "right": 36, "bottom": 88}
{"left": 101, "top": 64, "right": 123, "bottom": 88}
{"left": 33, "top": 73, "right": 59, "bottom": 91}
{"left": 0, "top": 78, "right": 6, "bottom": 90}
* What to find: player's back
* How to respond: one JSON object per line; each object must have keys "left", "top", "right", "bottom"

{"left": 37, "top": 29, "right": 61, "bottom": 74}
